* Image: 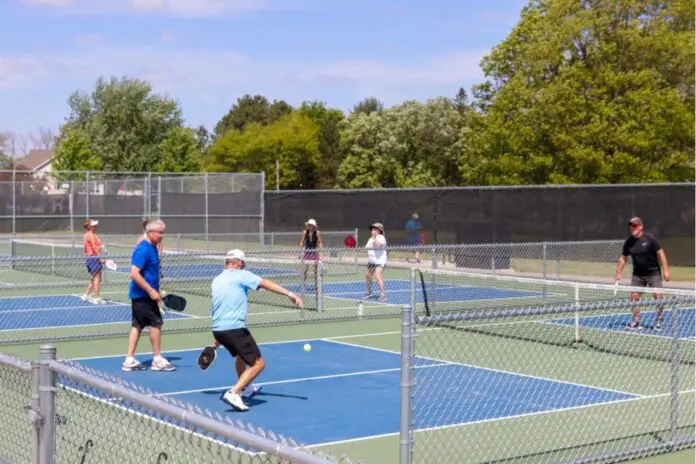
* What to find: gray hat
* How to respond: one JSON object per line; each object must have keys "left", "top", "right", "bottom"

{"left": 628, "top": 217, "right": 643, "bottom": 226}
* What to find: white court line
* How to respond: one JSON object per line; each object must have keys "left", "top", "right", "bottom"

{"left": 157, "top": 363, "right": 451, "bottom": 397}
{"left": 307, "top": 388, "right": 696, "bottom": 449}
{"left": 324, "top": 338, "right": 643, "bottom": 398}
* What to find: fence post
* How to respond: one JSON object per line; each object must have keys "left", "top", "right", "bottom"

{"left": 38, "top": 345, "right": 57, "bottom": 464}
{"left": 260, "top": 172, "right": 266, "bottom": 250}
{"left": 410, "top": 268, "right": 417, "bottom": 318}
{"left": 30, "top": 361, "right": 41, "bottom": 464}
{"left": 399, "top": 303, "right": 413, "bottom": 464}
{"left": 12, "top": 169, "right": 16, "bottom": 236}
{"left": 669, "top": 300, "right": 681, "bottom": 446}
{"left": 85, "top": 172, "right": 90, "bottom": 220}
{"left": 204, "top": 173, "right": 209, "bottom": 253}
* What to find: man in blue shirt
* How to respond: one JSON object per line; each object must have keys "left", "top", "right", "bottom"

{"left": 212, "top": 249, "right": 303, "bottom": 411}
{"left": 122, "top": 219, "right": 175, "bottom": 373}
{"left": 405, "top": 213, "right": 424, "bottom": 263}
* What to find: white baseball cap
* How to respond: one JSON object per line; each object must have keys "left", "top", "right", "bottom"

{"left": 89, "top": 219, "right": 99, "bottom": 227}
{"left": 225, "top": 249, "right": 245, "bottom": 261}
{"left": 305, "top": 219, "right": 317, "bottom": 227}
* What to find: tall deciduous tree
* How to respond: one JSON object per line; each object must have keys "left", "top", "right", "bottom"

{"left": 207, "top": 112, "right": 320, "bottom": 189}
{"left": 214, "top": 94, "right": 293, "bottom": 137}
{"left": 53, "top": 76, "right": 201, "bottom": 173}
{"left": 463, "top": 0, "right": 695, "bottom": 184}
{"left": 299, "top": 101, "right": 345, "bottom": 188}
{"left": 337, "top": 97, "right": 469, "bottom": 188}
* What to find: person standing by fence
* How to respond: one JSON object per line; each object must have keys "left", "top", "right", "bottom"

{"left": 82, "top": 219, "right": 105, "bottom": 304}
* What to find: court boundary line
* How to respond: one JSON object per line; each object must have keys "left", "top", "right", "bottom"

{"left": 306, "top": 388, "right": 696, "bottom": 449}
{"left": 323, "top": 339, "right": 643, "bottom": 398}
{"left": 154, "top": 362, "right": 451, "bottom": 398}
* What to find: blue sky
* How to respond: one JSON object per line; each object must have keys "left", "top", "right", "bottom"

{"left": 0, "top": 0, "right": 526, "bottom": 144}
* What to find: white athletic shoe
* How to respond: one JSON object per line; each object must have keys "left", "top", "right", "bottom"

{"left": 91, "top": 297, "right": 106, "bottom": 305}
{"left": 80, "top": 294, "right": 89, "bottom": 302}
{"left": 242, "top": 384, "right": 263, "bottom": 398}
{"left": 151, "top": 357, "right": 176, "bottom": 372}
{"left": 221, "top": 390, "right": 249, "bottom": 411}
{"left": 121, "top": 357, "right": 145, "bottom": 372}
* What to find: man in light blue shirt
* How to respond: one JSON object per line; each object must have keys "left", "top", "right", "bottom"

{"left": 209, "top": 249, "right": 303, "bottom": 411}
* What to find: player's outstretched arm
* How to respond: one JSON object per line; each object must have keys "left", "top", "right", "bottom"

{"left": 258, "top": 279, "right": 304, "bottom": 308}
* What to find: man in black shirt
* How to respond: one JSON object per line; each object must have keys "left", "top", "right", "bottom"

{"left": 615, "top": 217, "right": 671, "bottom": 330}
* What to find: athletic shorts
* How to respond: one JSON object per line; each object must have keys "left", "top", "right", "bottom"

{"left": 213, "top": 328, "right": 262, "bottom": 366}
{"left": 131, "top": 297, "right": 163, "bottom": 328}
{"left": 367, "top": 263, "right": 386, "bottom": 271}
{"left": 631, "top": 274, "right": 662, "bottom": 289}
{"left": 85, "top": 257, "right": 102, "bottom": 275}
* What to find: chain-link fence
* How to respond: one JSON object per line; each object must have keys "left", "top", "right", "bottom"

{"left": 0, "top": 346, "right": 361, "bottom": 464}
{"left": 399, "top": 269, "right": 696, "bottom": 464}
{"left": 0, "top": 170, "right": 264, "bottom": 238}
{"left": 265, "top": 183, "right": 696, "bottom": 266}
{"left": 0, "top": 240, "right": 692, "bottom": 344}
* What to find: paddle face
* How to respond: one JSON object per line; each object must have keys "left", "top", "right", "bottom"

{"left": 162, "top": 294, "right": 187, "bottom": 312}
{"left": 197, "top": 345, "right": 217, "bottom": 371}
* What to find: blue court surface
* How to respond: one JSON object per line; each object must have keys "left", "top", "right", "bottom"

{"left": 550, "top": 307, "right": 696, "bottom": 340}
{"left": 0, "top": 294, "right": 192, "bottom": 331}
{"left": 322, "top": 279, "right": 546, "bottom": 306}
{"left": 70, "top": 339, "right": 638, "bottom": 447}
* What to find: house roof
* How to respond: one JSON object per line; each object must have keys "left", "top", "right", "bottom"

{"left": 19, "top": 149, "right": 55, "bottom": 171}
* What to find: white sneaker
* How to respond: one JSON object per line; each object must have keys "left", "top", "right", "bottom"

{"left": 221, "top": 390, "right": 249, "bottom": 411}
{"left": 121, "top": 358, "right": 145, "bottom": 372}
{"left": 91, "top": 297, "right": 106, "bottom": 305}
{"left": 151, "top": 357, "right": 176, "bottom": 372}
{"left": 80, "top": 294, "right": 89, "bottom": 302}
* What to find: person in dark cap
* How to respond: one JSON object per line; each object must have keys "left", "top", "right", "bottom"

{"left": 615, "top": 217, "right": 671, "bottom": 330}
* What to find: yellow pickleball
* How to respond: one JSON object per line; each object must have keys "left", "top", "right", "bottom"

{"left": 303, "top": 343, "right": 312, "bottom": 352}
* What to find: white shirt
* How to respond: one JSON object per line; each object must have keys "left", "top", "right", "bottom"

{"left": 366, "top": 235, "right": 387, "bottom": 265}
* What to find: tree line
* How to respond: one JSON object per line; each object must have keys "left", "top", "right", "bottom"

{"left": 50, "top": 0, "right": 694, "bottom": 189}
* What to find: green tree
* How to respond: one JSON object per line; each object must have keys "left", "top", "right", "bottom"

{"left": 54, "top": 76, "right": 201, "bottom": 173}
{"left": 351, "top": 97, "right": 384, "bottom": 116}
{"left": 299, "top": 101, "right": 345, "bottom": 188}
{"left": 464, "top": 0, "right": 695, "bottom": 185}
{"left": 337, "top": 97, "right": 469, "bottom": 188}
{"left": 207, "top": 112, "right": 320, "bottom": 189}
{"left": 214, "top": 94, "right": 293, "bottom": 137}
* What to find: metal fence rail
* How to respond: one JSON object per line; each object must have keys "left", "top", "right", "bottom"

{"left": 400, "top": 270, "right": 696, "bottom": 464}
{"left": 0, "top": 346, "right": 361, "bottom": 464}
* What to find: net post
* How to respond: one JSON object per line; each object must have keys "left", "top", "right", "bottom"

{"left": 38, "top": 345, "right": 57, "bottom": 464}
{"left": 316, "top": 260, "right": 324, "bottom": 312}
{"left": 669, "top": 298, "right": 681, "bottom": 446}
{"left": 399, "top": 303, "right": 413, "bottom": 464}
{"left": 573, "top": 283, "right": 581, "bottom": 343}
{"left": 410, "top": 268, "right": 417, "bottom": 317}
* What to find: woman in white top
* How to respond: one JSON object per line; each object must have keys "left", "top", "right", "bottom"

{"left": 364, "top": 222, "right": 388, "bottom": 302}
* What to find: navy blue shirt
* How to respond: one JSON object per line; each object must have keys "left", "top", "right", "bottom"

{"left": 128, "top": 240, "right": 160, "bottom": 299}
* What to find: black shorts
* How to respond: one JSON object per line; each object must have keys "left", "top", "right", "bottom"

{"left": 131, "top": 297, "right": 163, "bottom": 328}
{"left": 367, "top": 263, "right": 385, "bottom": 271}
{"left": 213, "top": 328, "right": 262, "bottom": 366}
{"left": 631, "top": 274, "right": 662, "bottom": 289}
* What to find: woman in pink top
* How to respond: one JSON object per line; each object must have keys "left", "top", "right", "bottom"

{"left": 82, "top": 218, "right": 105, "bottom": 304}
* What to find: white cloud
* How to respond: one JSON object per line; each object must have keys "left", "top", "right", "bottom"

{"left": 21, "top": 0, "right": 74, "bottom": 6}
{"left": 130, "top": 0, "right": 270, "bottom": 15}
{"left": 72, "top": 34, "right": 104, "bottom": 44}
{"left": 0, "top": 46, "right": 486, "bottom": 93}
{"left": 0, "top": 57, "right": 49, "bottom": 91}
